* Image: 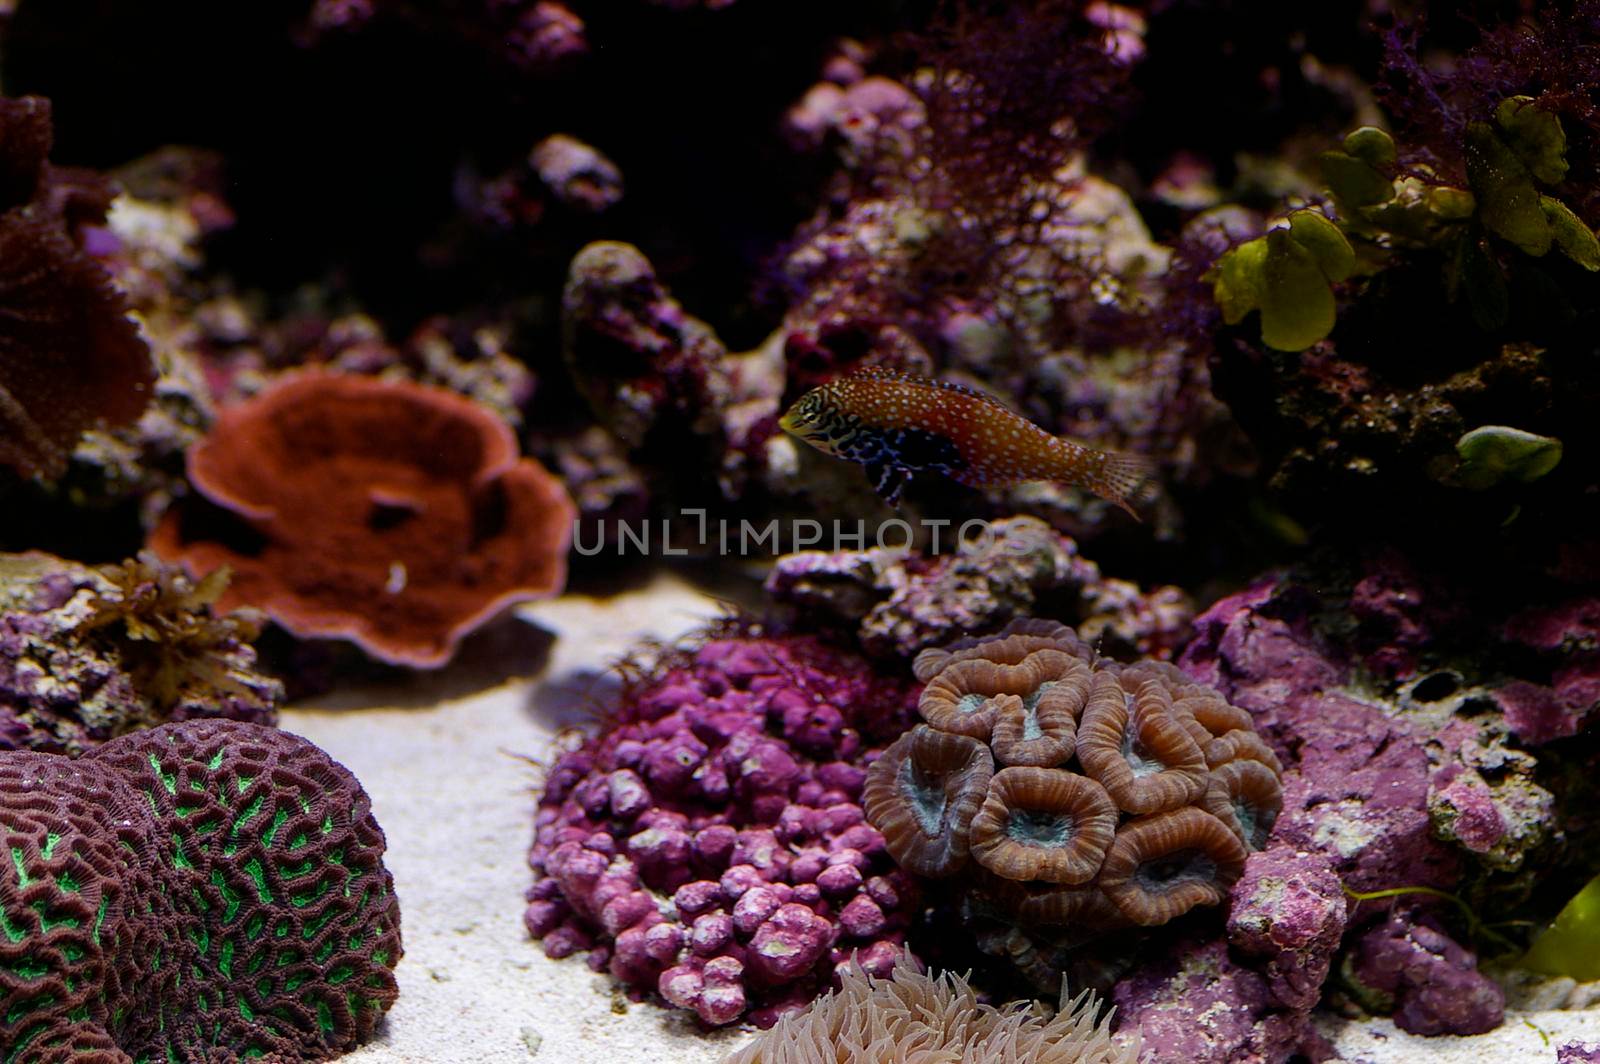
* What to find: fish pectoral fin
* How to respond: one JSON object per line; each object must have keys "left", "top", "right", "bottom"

{"left": 866, "top": 462, "right": 909, "bottom": 507}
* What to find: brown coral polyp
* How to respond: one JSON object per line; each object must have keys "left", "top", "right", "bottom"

{"left": 150, "top": 370, "right": 575, "bottom": 667}
{"left": 862, "top": 724, "right": 994, "bottom": 877}
{"left": 870, "top": 619, "right": 1283, "bottom": 961}
{"left": 1076, "top": 671, "right": 1208, "bottom": 815}
{"left": 1097, "top": 807, "right": 1248, "bottom": 926}
{"left": 1202, "top": 759, "right": 1284, "bottom": 850}
{"left": 969, "top": 767, "right": 1117, "bottom": 885}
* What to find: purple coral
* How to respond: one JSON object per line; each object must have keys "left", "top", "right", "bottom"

{"left": 526, "top": 630, "right": 920, "bottom": 1026}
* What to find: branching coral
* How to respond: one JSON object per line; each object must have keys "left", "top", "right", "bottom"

{"left": 721, "top": 951, "right": 1137, "bottom": 1064}
{"left": 0, "top": 718, "right": 401, "bottom": 1061}
{"left": 0, "top": 551, "right": 282, "bottom": 754}
{"left": 0, "top": 95, "right": 153, "bottom": 481}
{"left": 863, "top": 619, "right": 1281, "bottom": 985}
{"left": 527, "top": 631, "right": 922, "bottom": 1026}
{"left": 150, "top": 369, "right": 575, "bottom": 667}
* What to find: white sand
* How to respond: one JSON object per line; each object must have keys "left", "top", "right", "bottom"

{"left": 279, "top": 574, "right": 1600, "bottom": 1064}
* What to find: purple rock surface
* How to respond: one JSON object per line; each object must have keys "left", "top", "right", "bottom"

{"left": 0, "top": 551, "right": 282, "bottom": 754}
{"left": 766, "top": 515, "right": 1192, "bottom": 660}
{"left": 1112, "top": 938, "right": 1333, "bottom": 1063}
{"left": 1120, "top": 558, "right": 1569, "bottom": 1058}
{"left": 1345, "top": 909, "right": 1505, "bottom": 1036}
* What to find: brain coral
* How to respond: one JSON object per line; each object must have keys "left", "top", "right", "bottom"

{"left": 527, "top": 631, "right": 922, "bottom": 1027}
{"left": 865, "top": 619, "right": 1282, "bottom": 980}
{"left": 0, "top": 718, "right": 401, "bottom": 1061}
{"left": 150, "top": 369, "right": 576, "bottom": 667}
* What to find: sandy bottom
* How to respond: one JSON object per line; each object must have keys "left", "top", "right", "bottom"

{"left": 279, "top": 574, "right": 1600, "bottom": 1064}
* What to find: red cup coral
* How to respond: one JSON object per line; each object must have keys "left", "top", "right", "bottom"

{"left": 865, "top": 619, "right": 1283, "bottom": 977}
{"left": 150, "top": 370, "right": 575, "bottom": 667}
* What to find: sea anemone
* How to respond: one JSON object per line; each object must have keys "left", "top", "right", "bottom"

{"left": 721, "top": 951, "right": 1137, "bottom": 1064}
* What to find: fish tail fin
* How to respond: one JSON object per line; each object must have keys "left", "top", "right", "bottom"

{"left": 1056, "top": 442, "right": 1159, "bottom": 520}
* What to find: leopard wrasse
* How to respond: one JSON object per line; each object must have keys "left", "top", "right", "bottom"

{"left": 779, "top": 368, "right": 1155, "bottom": 517}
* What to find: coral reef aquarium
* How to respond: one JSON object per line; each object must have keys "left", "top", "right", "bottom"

{"left": 7, "top": 1, "right": 1600, "bottom": 1062}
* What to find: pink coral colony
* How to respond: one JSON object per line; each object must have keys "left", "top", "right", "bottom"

{"left": 7, "top": 2, "right": 1600, "bottom": 1062}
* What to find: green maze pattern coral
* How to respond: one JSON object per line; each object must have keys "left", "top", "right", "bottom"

{"left": 0, "top": 720, "right": 401, "bottom": 1062}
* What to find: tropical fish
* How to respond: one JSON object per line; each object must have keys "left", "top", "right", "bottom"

{"left": 779, "top": 368, "right": 1154, "bottom": 516}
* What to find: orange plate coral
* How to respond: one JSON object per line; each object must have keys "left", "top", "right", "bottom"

{"left": 150, "top": 370, "right": 575, "bottom": 667}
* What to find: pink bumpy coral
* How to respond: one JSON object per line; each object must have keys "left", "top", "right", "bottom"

{"left": 526, "top": 632, "right": 921, "bottom": 1027}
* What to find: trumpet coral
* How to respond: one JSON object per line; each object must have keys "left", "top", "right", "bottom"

{"left": 864, "top": 619, "right": 1282, "bottom": 977}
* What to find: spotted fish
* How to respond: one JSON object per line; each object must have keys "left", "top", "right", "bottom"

{"left": 779, "top": 368, "right": 1155, "bottom": 516}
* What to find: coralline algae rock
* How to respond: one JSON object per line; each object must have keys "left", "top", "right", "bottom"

{"left": 1171, "top": 563, "right": 1554, "bottom": 1046}
{"left": 765, "top": 516, "right": 1192, "bottom": 660}
{"left": 1112, "top": 846, "right": 1347, "bottom": 1063}
{"left": 1560, "top": 1043, "right": 1600, "bottom": 1064}
{"left": 1342, "top": 909, "right": 1504, "bottom": 1036}
{"left": 1496, "top": 597, "right": 1600, "bottom": 744}
{"left": 0, "top": 718, "right": 401, "bottom": 1061}
{"left": 0, "top": 551, "right": 282, "bottom": 754}
{"left": 1182, "top": 577, "right": 1463, "bottom": 895}
{"left": 561, "top": 241, "right": 784, "bottom": 500}
{"left": 531, "top": 134, "right": 623, "bottom": 212}
{"left": 526, "top": 631, "right": 920, "bottom": 1026}
{"left": 1112, "top": 938, "right": 1328, "bottom": 1064}
{"left": 1226, "top": 845, "right": 1346, "bottom": 1013}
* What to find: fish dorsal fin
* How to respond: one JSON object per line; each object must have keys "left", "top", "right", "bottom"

{"left": 845, "top": 367, "right": 1013, "bottom": 410}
